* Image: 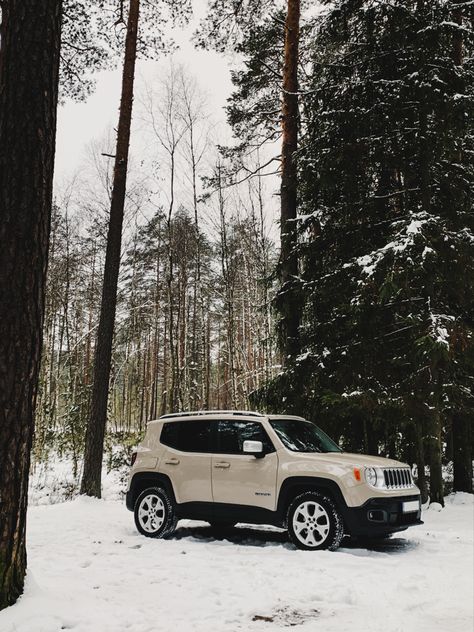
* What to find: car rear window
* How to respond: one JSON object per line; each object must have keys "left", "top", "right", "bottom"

{"left": 160, "top": 420, "right": 213, "bottom": 453}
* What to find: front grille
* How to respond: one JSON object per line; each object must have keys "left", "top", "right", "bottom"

{"left": 383, "top": 467, "right": 413, "bottom": 489}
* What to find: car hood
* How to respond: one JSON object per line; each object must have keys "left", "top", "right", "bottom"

{"left": 296, "top": 451, "right": 409, "bottom": 469}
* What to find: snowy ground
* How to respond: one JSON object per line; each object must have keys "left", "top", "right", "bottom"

{"left": 1, "top": 491, "right": 472, "bottom": 632}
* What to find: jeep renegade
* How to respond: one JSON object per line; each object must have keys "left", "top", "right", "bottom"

{"left": 126, "top": 411, "right": 422, "bottom": 550}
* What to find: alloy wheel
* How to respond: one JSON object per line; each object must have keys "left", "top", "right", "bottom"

{"left": 137, "top": 493, "right": 166, "bottom": 533}
{"left": 292, "top": 500, "right": 330, "bottom": 548}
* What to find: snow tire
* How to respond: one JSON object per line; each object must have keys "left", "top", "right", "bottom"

{"left": 134, "top": 486, "right": 178, "bottom": 539}
{"left": 287, "top": 491, "right": 344, "bottom": 551}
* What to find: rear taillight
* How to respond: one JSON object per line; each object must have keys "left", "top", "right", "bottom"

{"left": 131, "top": 452, "right": 137, "bottom": 466}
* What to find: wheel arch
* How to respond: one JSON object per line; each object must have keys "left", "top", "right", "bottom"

{"left": 277, "top": 476, "right": 347, "bottom": 522}
{"left": 127, "top": 472, "right": 176, "bottom": 511}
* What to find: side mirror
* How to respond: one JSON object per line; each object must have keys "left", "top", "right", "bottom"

{"left": 243, "top": 440, "right": 264, "bottom": 458}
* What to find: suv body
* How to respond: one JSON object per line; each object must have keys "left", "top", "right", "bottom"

{"left": 126, "top": 411, "right": 422, "bottom": 550}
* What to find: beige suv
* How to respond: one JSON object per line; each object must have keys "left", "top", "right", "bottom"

{"left": 126, "top": 411, "right": 422, "bottom": 550}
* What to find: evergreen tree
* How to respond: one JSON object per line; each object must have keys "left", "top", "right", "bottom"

{"left": 80, "top": 0, "right": 192, "bottom": 498}
{"left": 259, "top": 0, "right": 474, "bottom": 501}
{"left": 198, "top": 0, "right": 305, "bottom": 362}
{"left": 81, "top": 0, "right": 142, "bottom": 499}
{"left": 60, "top": 0, "right": 191, "bottom": 100}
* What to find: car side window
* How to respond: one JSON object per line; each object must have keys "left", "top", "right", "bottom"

{"left": 217, "top": 420, "right": 275, "bottom": 455}
{"left": 160, "top": 422, "right": 180, "bottom": 450}
{"left": 160, "top": 420, "right": 213, "bottom": 453}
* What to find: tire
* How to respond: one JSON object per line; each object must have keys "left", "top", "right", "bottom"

{"left": 134, "top": 486, "right": 178, "bottom": 539}
{"left": 287, "top": 491, "right": 344, "bottom": 551}
{"left": 208, "top": 521, "right": 236, "bottom": 529}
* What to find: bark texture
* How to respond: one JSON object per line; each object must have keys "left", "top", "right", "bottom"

{"left": 279, "top": 0, "right": 300, "bottom": 361}
{"left": 451, "top": 0, "right": 472, "bottom": 493}
{"left": 81, "top": 0, "right": 140, "bottom": 497}
{"left": 0, "top": 0, "right": 62, "bottom": 609}
{"left": 452, "top": 413, "right": 473, "bottom": 493}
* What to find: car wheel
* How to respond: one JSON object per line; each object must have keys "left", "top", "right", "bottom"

{"left": 134, "top": 486, "right": 177, "bottom": 539}
{"left": 287, "top": 491, "right": 344, "bottom": 551}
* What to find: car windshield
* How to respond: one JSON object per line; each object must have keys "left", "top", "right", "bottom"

{"left": 270, "top": 419, "right": 342, "bottom": 453}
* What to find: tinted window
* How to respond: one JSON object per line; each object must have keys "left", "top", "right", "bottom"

{"left": 217, "top": 420, "right": 274, "bottom": 454}
{"left": 270, "top": 419, "right": 341, "bottom": 453}
{"left": 160, "top": 420, "right": 212, "bottom": 453}
{"left": 160, "top": 422, "right": 180, "bottom": 449}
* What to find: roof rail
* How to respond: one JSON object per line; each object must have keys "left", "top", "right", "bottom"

{"left": 159, "top": 410, "right": 265, "bottom": 420}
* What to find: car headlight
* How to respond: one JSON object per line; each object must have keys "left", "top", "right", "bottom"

{"left": 365, "top": 467, "right": 378, "bottom": 487}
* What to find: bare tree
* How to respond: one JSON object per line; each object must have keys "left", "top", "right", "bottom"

{"left": 178, "top": 69, "right": 211, "bottom": 409}
{"left": 140, "top": 64, "right": 189, "bottom": 412}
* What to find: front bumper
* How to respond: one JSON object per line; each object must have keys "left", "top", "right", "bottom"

{"left": 342, "top": 494, "right": 423, "bottom": 537}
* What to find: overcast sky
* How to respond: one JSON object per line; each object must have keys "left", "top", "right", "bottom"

{"left": 54, "top": 1, "right": 234, "bottom": 183}
{"left": 54, "top": 1, "right": 281, "bottom": 242}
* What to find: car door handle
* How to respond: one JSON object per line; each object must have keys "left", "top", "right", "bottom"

{"left": 165, "top": 458, "right": 180, "bottom": 465}
{"left": 214, "top": 462, "right": 230, "bottom": 469}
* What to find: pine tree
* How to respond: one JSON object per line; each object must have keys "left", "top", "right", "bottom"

{"left": 279, "top": 0, "right": 301, "bottom": 361}
{"left": 260, "top": 0, "right": 474, "bottom": 501}
{"left": 81, "top": 0, "right": 141, "bottom": 498}
{"left": 0, "top": 0, "right": 63, "bottom": 608}
{"left": 80, "top": 0, "right": 191, "bottom": 498}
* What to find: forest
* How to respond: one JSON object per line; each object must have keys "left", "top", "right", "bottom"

{"left": 0, "top": 0, "right": 473, "bottom": 621}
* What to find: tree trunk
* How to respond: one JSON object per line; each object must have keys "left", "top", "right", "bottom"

{"left": 453, "top": 412, "right": 473, "bottom": 493}
{"left": 450, "top": 2, "right": 472, "bottom": 492}
{"left": 278, "top": 0, "right": 300, "bottom": 361}
{"left": 0, "top": 0, "right": 62, "bottom": 609}
{"left": 414, "top": 418, "right": 429, "bottom": 504}
{"left": 81, "top": 0, "right": 140, "bottom": 497}
{"left": 426, "top": 369, "right": 444, "bottom": 505}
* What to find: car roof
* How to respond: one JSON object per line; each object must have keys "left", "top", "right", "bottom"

{"left": 150, "top": 411, "right": 307, "bottom": 423}
{"left": 158, "top": 410, "right": 264, "bottom": 421}
{"left": 267, "top": 414, "right": 307, "bottom": 421}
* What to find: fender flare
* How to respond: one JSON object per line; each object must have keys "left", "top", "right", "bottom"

{"left": 126, "top": 471, "right": 176, "bottom": 511}
{"left": 277, "top": 476, "right": 348, "bottom": 519}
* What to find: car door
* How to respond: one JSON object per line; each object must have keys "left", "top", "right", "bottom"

{"left": 159, "top": 420, "right": 213, "bottom": 504}
{"left": 211, "top": 420, "right": 278, "bottom": 510}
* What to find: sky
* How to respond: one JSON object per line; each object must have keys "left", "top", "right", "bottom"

{"left": 54, "top": 1, "right": 235, "bottom": 184}
{"left": 54, "top": 0, "right": 281, "bottom": 242}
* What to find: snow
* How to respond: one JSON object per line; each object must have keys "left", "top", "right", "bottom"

{"left": 422, "top": 246, "right": 435, "bottom": 260}
{"left": 341, "top": 390, "right": 364, "bottom": 398}
{"left": 350, "top": 212, "right": 435, "bottom": 277}
{"left": 29, "top": 458, "right": 126, "bottom": 505}
{"left": 429, "top": 313, "right": 454, "bottom": 349}
{"left": 1, "top": 492, "right": 472, "bottom": 632}
{"left": 406, "top": 220, "right": 423, "bottom": 235}
{"left": 295, "top": 351, "right": 311, "bottom": 362}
